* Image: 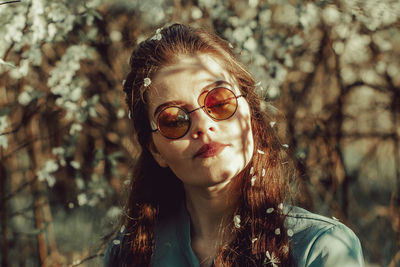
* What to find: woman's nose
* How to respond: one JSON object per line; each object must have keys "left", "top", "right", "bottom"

{"left": 190, "top": 109, "right": 216, "bottom": 139}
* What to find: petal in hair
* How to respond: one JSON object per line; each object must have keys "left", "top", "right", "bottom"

{"left": 257, "top": 149, "right": 265, "bottom": 154}
{"left": 150, "top": 28, "right": 162, "bottom": 41}
{"left": 144, "top": 77, "right": 151, "bottom": 87}
{"left": 233, "top": 215, "right": 241, "bottom": 228}
{"left": 251, "top": 175, "right": 256, "bottom": 186}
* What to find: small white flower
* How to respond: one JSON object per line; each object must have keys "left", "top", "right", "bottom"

{"left": 265, "top": 251, "right": 280, "bottom": 267}
{"left": 70, "top": 160, "right": 80, "bottom": 169}
{"left": 233, "top": 215, "right": 241, "bottom": 228}
{"left": 150, "top": 28, "right": 162, "bottom": 41}
{"left": 252, "top": 237, "right": 258, "bottom": 243}
{"left": 120, "top": 225, "right": 126, "bottom": 233}
{"left": 282, "top": 144, "right": 289, "bottom": 148}
{"left": 113, "top": 239, "right": 121, "bottom": 245}
{"left": 117, "top": 109, "right": 125, "bottom": 119}
{"left": 228, "top": 42, "right": 234, "bottom": 49}
{"left": 77, "top": 193, "right": 88, "bottom": 206}
{"left": 287, "top": 229, "right": 294, "bottom": 237}
{"left": 69, "top": 123, "right": 82, "bottom": 135}
{"left": 257, "top": 149, "right": 265, "bottom": 154}
{"left": 68, "top": 202, "right": 74, "bottom": 209}
{"left": 143, "top": 77, "right": 151, "bottom": 87}
{"left": 262, "top": 168, "right": 266, "bottom": 177}
{"left": 251, "top": 175, "right": 257, "bottom": 186}
{"left": 274, "top": 228, "right": 281, "bottom": 235}
{"left": 278, "top": 203, "right": 284, "bottom": 210}
{"left": 269, "top": 121, "right": 276, "bottom": 127}
{"left": 250, "top": 166, "right": 254, "bottom": 175}
{"left": 266, "top": 207, "right": 274, "bottom": 214}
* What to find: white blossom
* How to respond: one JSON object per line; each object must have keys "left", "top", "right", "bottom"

{"left": 77, "top": 193, "right": 88, "bottom": 206}
{"left": 287, "top": 229, "right": 294, "bottom": 237}
{"left": 107, "top": 206, "right": 122, "bottom": 218}
{"left": 37, "top": 159, "right": 59, "bottom": 187}
{"left": 144, "top": 77, "right": 152, "bottom": 87}
{"left": 70, "top": 161, "right": 81, "bottom": 169}
{"left": 266, "top": 207, "right": 274, "bottom": 214}
{"left": 0, "top": 116, "right": 9, "bottom": 150}
{"left": 110, "top": 30, "right": 122, "bottom": 42}
{"left": 191, "top": 6, "right": 203, "bottom": 19}
{"left": 70, "top": 123, "right": 83, "bottom": 135}
{"left": 233, "top": 215, "right": 241, "bottom": 228}
{"left": 322, "top": 6, "right": 341, "bottom": 25}
{"left": 251, "top": 175, "right": 257, "bottom": 186}
{"left": 299, "top": 3, "right": 320, "bottom": 32}
{"left": 265, "top": 251, "right": 280, "bottom": 267}
{"left": 244, "top": 37, "right": 257, "bottom": 52}
{"left": 150, "top": 28, "right": 162, "bottom": 41}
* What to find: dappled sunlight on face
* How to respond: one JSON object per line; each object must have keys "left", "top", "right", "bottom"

{"left": 146, "top": 54, "right": 254, "bottom": 190}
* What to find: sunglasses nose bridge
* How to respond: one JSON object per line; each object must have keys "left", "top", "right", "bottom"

{"left": 188, "top": 105, "right": 218, "bottom": 137}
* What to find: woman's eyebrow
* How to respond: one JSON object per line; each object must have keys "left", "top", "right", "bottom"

{"left": 153, "top": 80, "right": 233, "bottom": 116}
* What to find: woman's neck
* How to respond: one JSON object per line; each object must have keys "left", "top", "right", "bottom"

{"left": 184, "top": 178, "right": 240, "bottom": 242}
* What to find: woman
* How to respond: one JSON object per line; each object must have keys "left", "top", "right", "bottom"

{"left": 105, "top": 24, "right": 364, "bottom": 267}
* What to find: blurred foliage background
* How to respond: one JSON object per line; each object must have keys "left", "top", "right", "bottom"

{"left": 0, "top": 0, "right": 399, "bottom": 266}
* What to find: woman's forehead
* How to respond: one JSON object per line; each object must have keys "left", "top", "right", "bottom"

{"left": 147, "top": 54, "right": 237, "bottom": 108}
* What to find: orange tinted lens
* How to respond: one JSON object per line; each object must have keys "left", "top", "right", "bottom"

{"left": 204, "top": 88, "right": 237, "bottom": 120}
{"left": 158, "top": 107, "right": 190, "bottom": 139}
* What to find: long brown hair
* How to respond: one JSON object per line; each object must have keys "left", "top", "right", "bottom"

{"left": 120, "top": 23, "right": 294, "bottom": 266}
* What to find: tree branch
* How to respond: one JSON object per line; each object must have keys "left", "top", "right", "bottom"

{"left": 0, "top": 1, "right": 21, "bottom": 5}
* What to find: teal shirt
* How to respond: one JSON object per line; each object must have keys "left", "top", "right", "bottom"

{"left": 105, "top": 205, "right": 365, "bottom": 266}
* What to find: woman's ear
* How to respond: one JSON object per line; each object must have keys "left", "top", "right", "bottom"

{"left": 148, "top": 142, "right": 168, "bottom": 168}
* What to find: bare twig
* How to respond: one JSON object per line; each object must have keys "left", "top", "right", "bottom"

{"left": 2, "top": 176, "right": 38, "bottom": 202}
{"left": 70, "top": 253, "right": 104, "bottom": 267}
{"left": 0, "top": 1, "right": 21, "bottom": 6}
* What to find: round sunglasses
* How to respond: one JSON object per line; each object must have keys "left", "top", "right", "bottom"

{"left": 151, "top": 87, "right": 245, "bottom": 139}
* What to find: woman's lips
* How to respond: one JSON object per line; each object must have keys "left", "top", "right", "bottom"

{"left": 194, "top": 142, "right": 227, "bottom": 158}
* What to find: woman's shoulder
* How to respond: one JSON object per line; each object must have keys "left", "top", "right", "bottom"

{"left": 284, "top": 206, "right": 365, "bottom": 267}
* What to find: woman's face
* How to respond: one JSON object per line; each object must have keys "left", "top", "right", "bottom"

{"left": 147, "top": 54, "right": 254, "bottom": 189}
